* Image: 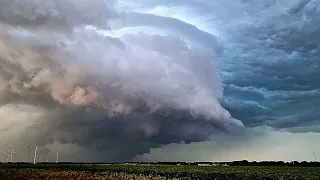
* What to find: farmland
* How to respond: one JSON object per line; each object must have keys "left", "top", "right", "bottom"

{"left": 1, "top": 163, "right": 320, "bottom": 180}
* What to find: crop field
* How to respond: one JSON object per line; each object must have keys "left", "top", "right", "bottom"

{"left": 0, "top": 163, "right": 320, "bottom": 180}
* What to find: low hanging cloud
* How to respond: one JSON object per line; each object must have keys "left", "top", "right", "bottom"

{"left": 0, "top": 0, "right": 244, "bottom": 162}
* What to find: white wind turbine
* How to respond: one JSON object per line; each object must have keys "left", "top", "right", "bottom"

{"left": 56, "top": 150, "right": 59, "bottom": 163}
{"left": 33, "top": 146, "right": 38, "bottom": 164}
{"left": 27, "top": 144, "right": 31, "bottom": 163}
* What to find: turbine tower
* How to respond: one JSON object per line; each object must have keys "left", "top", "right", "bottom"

{"left": 27, "top": 144, "right": 31, "bottom": 163}
{"left": 9, "top": 148, "right": 15, "bottom": 163}
{"left": 313, "top": 152, "right": 317, "bottom": 162}
{"left": 11, "top": 149, "right": 15, "bottom": 162}
{"left": 46, "top": 153, "right": 50, "bottom": 163}
{"left": 33, "top": 146, "right": 38, "bottom": 164}
{"left": 3, "top": 153, "right": 7, "bottom": 163}
{"left": 56, "top": 150, "right": 59, "bottom": 163}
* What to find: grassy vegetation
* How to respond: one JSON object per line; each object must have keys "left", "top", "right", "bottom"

{"left": 1, "top": 163, "right": 320, "bottom": 180}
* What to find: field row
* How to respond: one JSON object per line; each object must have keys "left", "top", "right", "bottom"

{"left": 1, "top": 163, "right": 320, "bottom": 180}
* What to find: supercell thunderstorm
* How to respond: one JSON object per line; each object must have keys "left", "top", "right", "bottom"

{"left": 0, "top": 0, "right": 320, "bottom": 162}
{"left": 0, "top": 0, "right": 241, "bottom": 162}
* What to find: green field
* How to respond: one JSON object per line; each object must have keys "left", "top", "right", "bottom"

{"left": 1, "top": 163, "right": 320, "bottom": 180}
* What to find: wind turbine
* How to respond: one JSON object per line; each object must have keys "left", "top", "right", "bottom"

{"left": 313, "top": 153, "right": 317, "bottom": 162}
{"left": 46, "top": 153, "right": 50, "bottom": 163}
{"left": 33, "top": 146, "right": 38, "bottom": 164}
{"left": 9, "top": 148, "right": 14, "bottom": 163}
{"left": 5, "top": 150, "right": 11, "bottom": 163}
{"left": 7, "top": 149, "right": 11, "bottom": 162}
{"left": 27, "top": 144, "right": 31, "bottom": 163}
{"left": 56, "top": 150, "right": 59, "bottom": 163}
{"left": 11, "top": 149, "right": 16, "bottom": 162}
{"left": 3, "top": 152, "right": 8, "bottom": 163}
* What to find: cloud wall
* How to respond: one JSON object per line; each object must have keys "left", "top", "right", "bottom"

{"left": 0, "top": 0, "right": 243, "bottom": 162}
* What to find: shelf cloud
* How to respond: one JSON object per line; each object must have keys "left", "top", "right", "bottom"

{"left": 0, "top": 0, "right": 244, "bottom": 162}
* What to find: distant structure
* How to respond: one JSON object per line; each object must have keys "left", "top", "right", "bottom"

{"left": 46, "top": 153, "right": 50, "bottom": 163}
{"left": 11, "top": 149, "right": 15, "bottom": 162}
{"left": 313, "top": 153, "right": 317, "bottom": 162}
{"left": 56, "top": 150, "right": 59, "bottom": 163}
{"left": 9, "top": 149, "right": 13, "bottom": 162}
{"left": 33, "top": 146, "right": 38, "bottom": 164}
{"left": 27, "top": 144, "right": 31, "bottom": 163}
{"left": 4, "top": 152, "right": 8, "bottom": 163}
{"left": 9, "top": 148, "right": 15, "bottom": 163}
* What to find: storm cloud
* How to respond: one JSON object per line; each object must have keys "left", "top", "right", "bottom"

{"left": 0, "top": 0, "right": 244, "bottom": 162}
{"left": 1, "top": 0, "right": 320, "bottom": 162}
{"left": 125, "top": 0, "right": 320, "bottom": 161}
